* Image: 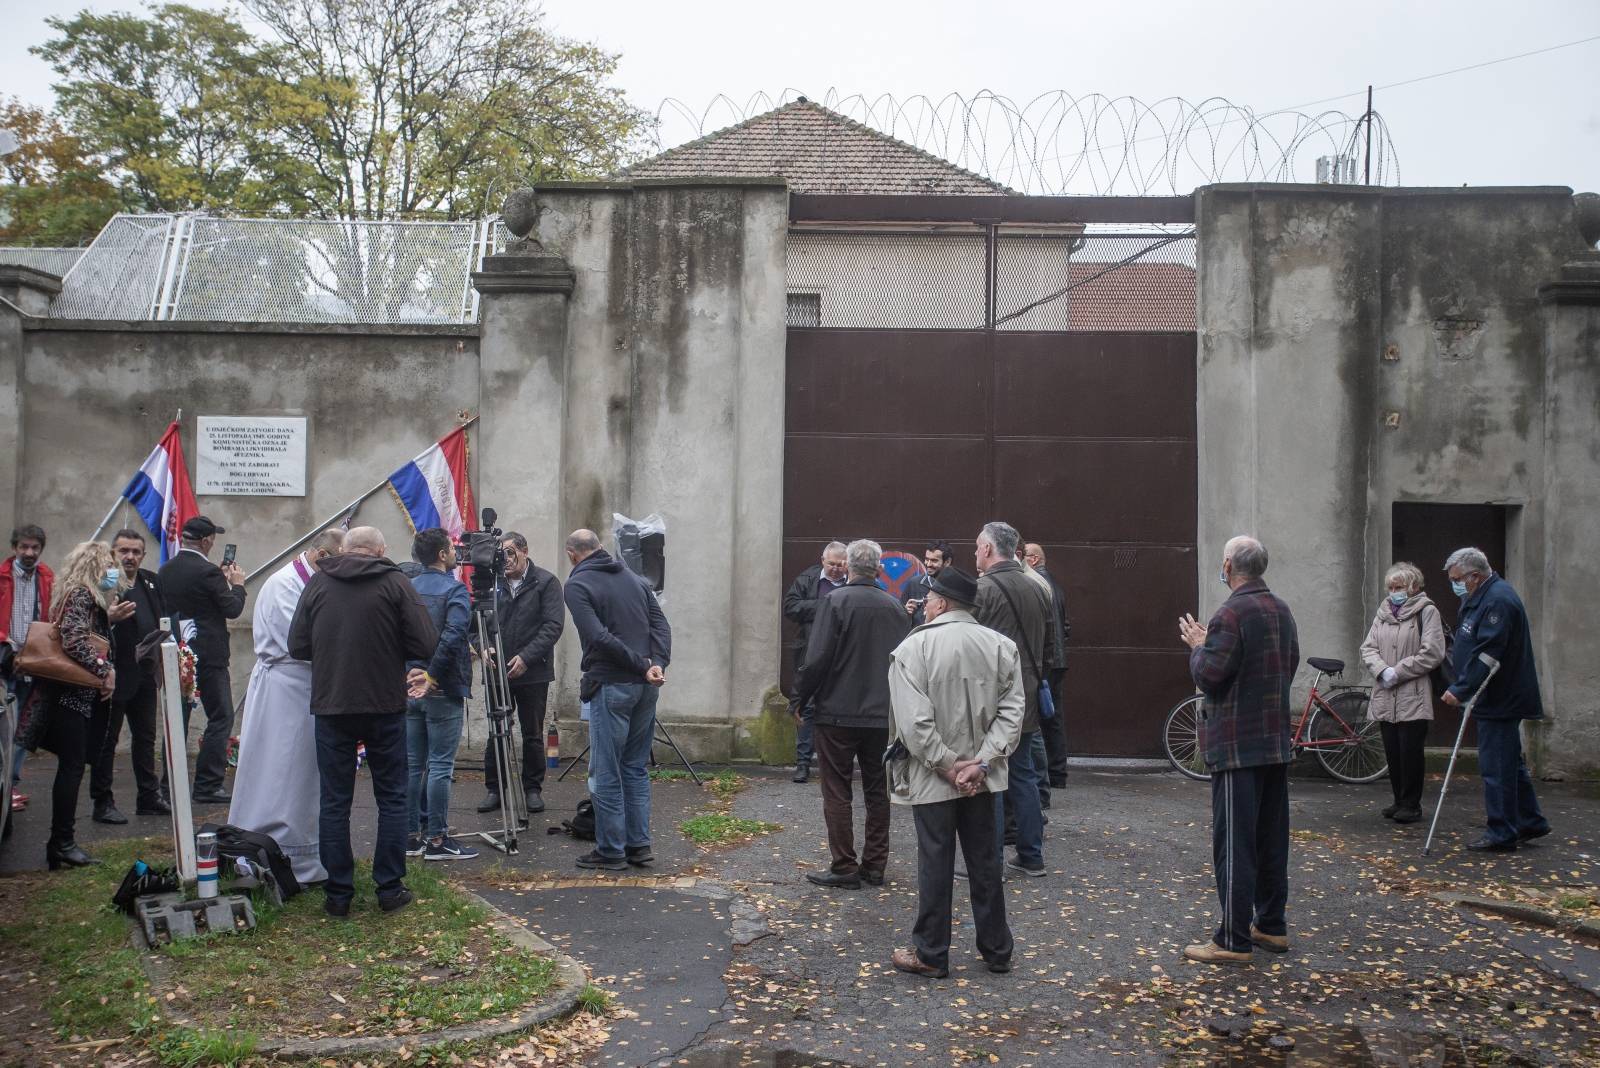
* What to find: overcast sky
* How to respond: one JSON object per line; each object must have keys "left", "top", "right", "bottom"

{"left": 5, "top": 0, "right": 1598, "bottom": 192}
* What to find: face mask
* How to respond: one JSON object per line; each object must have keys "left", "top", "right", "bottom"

{"left": 100, "top": 567, "right": 121, "bottom": 591}
{"left": 1218, "top": 567, "right": 1229, "bottom": 586}
{"left": 1388, "top": 591, "right": 1408, "bottom": 606}
{"left": 1450, "top": 580, "right": 1468, "bottom": 598}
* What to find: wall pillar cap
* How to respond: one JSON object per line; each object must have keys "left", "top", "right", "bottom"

{"left": 1537, "top": 251, "right": 1600, "bottom": 307}
{"left": 0, "top": 264, "right": 64, "bottom": 317}
{"left": 472, "top": 242, "right": 575, "bottom": 296}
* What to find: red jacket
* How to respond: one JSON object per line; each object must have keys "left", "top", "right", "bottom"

{"left": 0, "top": 556, "right": 54, "bottom": 644}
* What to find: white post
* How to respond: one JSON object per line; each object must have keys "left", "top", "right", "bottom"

{"left": 157, "top": 622, "right": 197, "bottom": 884}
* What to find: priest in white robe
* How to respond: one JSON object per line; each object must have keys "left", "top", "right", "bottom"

{"left": 229, "top": 529, "right": 344, "bottom": 885}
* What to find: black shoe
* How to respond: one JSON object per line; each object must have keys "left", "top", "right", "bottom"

{"left": 93, "top": 803, "right": 129, "bottom": 825}
{"left": 986, "top": 959, "right": 1012, "bottom": 974}
{"left": 324, "top": 895, "right": 351, "bottom": 918}
{"left": 575, "top": 850, "right": 628, "bottom": 871}
{"left": 192, "top": 791, "right": 232, "bottom": 805}
{"left": 477, "top": 793, "right": 501, "bottom": 814}
{"left": 1466, "top": 835, "right": 1517, "bottom": 853}
{"left": 1392, "top": 807, "right": 1423, "bottom": 824}
{"left": 405, "top": 833, "right": 427, "bottom": 858}
{"left": 136, "top": 798, "right": 172, "bottom": 816}
{"left": 1049, "top": 777, "right": 1068, "bottom": 789}
{"left": 379, "top": 888, "right": 414, "bottom": 913}
{"left": 1518, "top": 824, "right": 1553, "bottom": 843}
{"left": 1382, "top": 803, "right": 1400, "bottom": 819}
{"left": 625, "top": 845, "right": 655, "bottom": 866}
{"left": 792, "top": 764, "right": 810, "bottom": 784}
{"left": 46, "top": 842, "right": 98, "bottom": 870}
{"left": 524, "top": 790, "right": 546, "bottom": 814}
{"left": 805, "top": 870, "right": 862, "bottom": 889}
{"left": 1039, "top": 795, "right": 1051, "bottom": 810}
{"left": 1006, "top": 854, "right": 1047, "bottom": 877}
{"left": 860, "top": 870, "right": 885, "bottom": 887}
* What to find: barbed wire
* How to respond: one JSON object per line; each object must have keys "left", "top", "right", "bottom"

{"left": 650, "top": 90, "right": 1399, "bottom": 196}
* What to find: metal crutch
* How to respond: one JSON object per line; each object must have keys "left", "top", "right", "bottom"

{"left": 1423, "top": 652, "right": 1501, "bottom": 857}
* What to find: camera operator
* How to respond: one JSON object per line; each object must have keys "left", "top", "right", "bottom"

{"left": 477, "top": 531, "right": 564, "bottom": 817}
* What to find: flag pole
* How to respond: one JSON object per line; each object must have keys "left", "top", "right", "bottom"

{"left": 243, "top": 416, "right": 479, "bottom": 584}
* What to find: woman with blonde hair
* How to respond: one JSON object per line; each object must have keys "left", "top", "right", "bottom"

{"left": 1359, "top": 562, "right": 1446, "bottom": 824}
{"left": 22, "top": 541, "right": 127, "bottom": 869}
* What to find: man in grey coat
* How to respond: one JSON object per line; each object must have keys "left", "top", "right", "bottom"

{"left": 887, "top": 566, "right": 1024, "bottom": 979}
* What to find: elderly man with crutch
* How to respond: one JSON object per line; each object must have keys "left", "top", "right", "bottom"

{"left": 1426, "top": 548, "right": 1551, "bottom": 854}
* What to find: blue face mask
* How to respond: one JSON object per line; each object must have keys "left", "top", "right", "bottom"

{"left": 1450, "top": 579, "right": 1468, "bottom": 598}
{"left": 1388, "top": 591, "right": 1408, "bottom": 606}
{"left": 1218, "top": 567, "right": 1229, "bottom": 586}
{"left": 99, "top": 567, "right": 120, "bottom": 591}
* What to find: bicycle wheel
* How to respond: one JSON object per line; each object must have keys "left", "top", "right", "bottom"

{"left": 1163, "top": 694, "right": 1211, "bottom": 781}
{"left": 1307, "top": 690, "right": 1388, "bottom": 783}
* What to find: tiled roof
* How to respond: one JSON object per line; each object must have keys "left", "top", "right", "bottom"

{"left": 623, "top": 100, "right": 1012, "bottom": 195}
{"left": 1066, "top": 262, "right": 1196, "bottom": 331}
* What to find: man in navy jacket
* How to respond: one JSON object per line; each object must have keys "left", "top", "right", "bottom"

{"left": 1442, "top": 547, "right": 1550, "bottom": 852}
{"left": 562, "top": 529, "right": 671, "bottom": 872}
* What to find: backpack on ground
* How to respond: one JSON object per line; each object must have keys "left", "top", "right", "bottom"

{"left": 199, "top": 822, "right": 303, "bottom": 902}
{"left": 549, "top": 797, "right": 596, "bottom": 840}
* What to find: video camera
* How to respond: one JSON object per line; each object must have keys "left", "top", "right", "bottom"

{"left": 455, "top": 507, "right": 505, "bottom": 603}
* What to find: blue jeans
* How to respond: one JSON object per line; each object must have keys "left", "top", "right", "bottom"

{"left": 315, "top": 713, "right": 408, "bottom": 905}
{"left": 406, "top": 695, "right": 464, "bottom": 838}
{"left": 586, "top": 682, "right": 657, "bottom": 859}
{"left": 10, "top": 675, "right": 32, "bottom": 785}
{"left": 996, "top": 730, "right": 1044, "bottom": 866}
{"left": 795, "top": 713, "right": 814, "bottom": 767}
{"left": 1476, "top": 718, "right": 1549, "bottom": 846}
{"left": 1031, "top": 732, "right": 1050, "bottom": 807}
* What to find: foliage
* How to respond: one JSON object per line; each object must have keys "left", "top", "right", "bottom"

{"left": 680, "top": 813, "right": 780, "bottom": 845}
{"left": 577, "top": 984, "right": 614, "bottom": 1016}
{"left": 0, "top": 98, "right": 121, "bottom": 246}
{"left": 28, "top": 0, "right": 654, "bottom": 222}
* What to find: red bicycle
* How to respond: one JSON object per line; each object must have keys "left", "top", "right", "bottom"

{"left": 1162, "top": 656, "right": 1384, "bottom": 783}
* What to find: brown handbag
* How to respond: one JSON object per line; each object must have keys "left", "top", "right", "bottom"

{"left": 15, "top": 612, "right": 110, "bottom": 691}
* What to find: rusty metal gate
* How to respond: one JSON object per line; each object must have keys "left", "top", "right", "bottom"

{"left": 781, "top": 195, "right": 1198, "bottom": 757}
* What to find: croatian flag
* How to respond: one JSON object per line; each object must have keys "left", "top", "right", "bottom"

{"left": 122, "top": 421, "right": 199, "bottom": 563}
{"left": 387, "top": 426, "right": 476, "bottom": 539}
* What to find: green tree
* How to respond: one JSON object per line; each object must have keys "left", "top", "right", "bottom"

{"left": 0, "top": 98, "right": 122, "bottom": 246}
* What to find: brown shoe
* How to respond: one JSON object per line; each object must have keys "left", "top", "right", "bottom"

{"left": 1183, "top": 941, "right": 1252, "bottom": 966}
{"left": 891, "top": 947, "right": 948, "bottom": 979}
{"left": 1250, "top": 925, "right": 1289, "bottom": 953}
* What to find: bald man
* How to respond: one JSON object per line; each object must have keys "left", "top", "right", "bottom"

{"left": 563, "top": 528, "right": 672, "bottom": 871}
{"left": 1177, "top": 535, "right": 1300, "bottom": 966}
{"left": 290, "top": 526, "right": 438, "bottom": 915}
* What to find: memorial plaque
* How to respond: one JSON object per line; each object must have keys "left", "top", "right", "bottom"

{"left": 196, "top": 416, "right": 307, "bottom": 496}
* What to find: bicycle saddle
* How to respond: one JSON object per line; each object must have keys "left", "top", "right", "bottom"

{"left": 1307, "top": 656, "right": 1345, "bottom": 675}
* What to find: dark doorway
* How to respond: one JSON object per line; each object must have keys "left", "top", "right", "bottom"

{"left": 1390, "top": 503, "right": 1509, "bottom": 747}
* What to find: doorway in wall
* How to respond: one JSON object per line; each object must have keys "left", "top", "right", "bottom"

{"left": 1391, "top": 503, "right": 1509, "bottom": 747}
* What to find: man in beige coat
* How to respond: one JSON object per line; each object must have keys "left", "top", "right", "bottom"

{"left": 1358, "top": 562, "right": 1447, "bottom": 823}
{"left": 887, "top": 567, "right": 1025, "bottom": 979}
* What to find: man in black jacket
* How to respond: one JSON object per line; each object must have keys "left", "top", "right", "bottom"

{"left": 157, "top": 515, "right": 247, "bottom": 804}
{"left": 90, "top": 530, "right": 169, "bottom": 823}
{"left": 781, "top": 541, "right": 847, "bottom": 783}
{"left": 1023, "top": 542, "right": 1071, "bottom": 788}
{"left": 563, "top": 529, "right": 671, "bottom": 872}
{"left": 792, "top": 539, "right": 912, "bottom": 889}
{"left": 478, "top": 531, "right": 564, "bottom": 816}
{"left": 288, "top": 526, "right": 437, "bottom": 916}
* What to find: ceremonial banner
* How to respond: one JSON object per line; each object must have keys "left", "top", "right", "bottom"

{"left": 387, "top": 425, "right": 475, "bottom": 539}
{"left": 121, "top": 421, "right": 199, "bottom": 563}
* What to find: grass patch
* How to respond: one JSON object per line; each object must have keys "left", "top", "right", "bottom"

{"left": 648, "top": 768, "right": 693, "bottom": 782}
{"left": 0, "top": 835, "right": 559, "bottom": 1061}
{"left": 576, "top": 984, "right": 613, "bottom": 1016}
{"left": 706, "top": 768, "right": 745, "bottom": 800}
{"left": 679, "top": 812, "right": 779, "bottom": 846}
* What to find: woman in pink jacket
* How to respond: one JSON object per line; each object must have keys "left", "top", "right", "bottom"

{"left": 1359, "top": 562, "right": 1447, "bottom": 824}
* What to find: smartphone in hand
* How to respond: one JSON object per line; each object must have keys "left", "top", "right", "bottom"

{"left": 221, "top": 543, "right": 237, "bottom": 567}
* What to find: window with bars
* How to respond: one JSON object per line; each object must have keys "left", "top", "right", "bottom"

{"left": 786, "top": 291, "right": 822, "bottom": 327}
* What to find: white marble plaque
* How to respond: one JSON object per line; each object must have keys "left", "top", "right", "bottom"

{"left": 196, "top": 416, "right": 307, "bottom": 496}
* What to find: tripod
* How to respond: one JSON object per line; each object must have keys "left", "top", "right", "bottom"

{"left": 556, "top": 712, "right": 701, "bottom": 785}
{"left": 472, "top": 603, "right": 527, "bottom": 854}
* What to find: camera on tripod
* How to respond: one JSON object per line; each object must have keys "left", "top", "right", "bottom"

{"left": 455, "top": 507, "right": 505, "bottom": 602}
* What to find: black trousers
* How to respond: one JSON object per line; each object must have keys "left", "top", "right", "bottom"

{"left": 316, "top": 712, "right": 408, "bottom": 905}
{"left": 91, "top": 674, "right": 162, "bottom": 809}
{"left": 192, "top": 663, "right": 235, "bottom": 796}
{"left": 49, "top": 702, "right": 109, "bottom": 848}
{"left": 484, "top": 682, "right": 548, "bottom": 795}
{"left": 1379, "top": 720, "right": 1429, "bottom": 813}
{"left": 912, "top": 794, "right": 1012, "bottom": 971}
{"left": 1039, "top": 669, "right": 1069, "bottom": 783}
{"left": 1211, "top": 763, "right": 1290, "bottom": 954}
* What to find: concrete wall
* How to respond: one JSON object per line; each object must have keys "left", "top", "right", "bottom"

{"left": 0, "top": 309, "right": 481, "bottom": 746}
{"left": 1196, "top": 184, "right": 1596, "bottom": 775}
{"left": 477, "top": 179, "right": 789, "bottom": 760}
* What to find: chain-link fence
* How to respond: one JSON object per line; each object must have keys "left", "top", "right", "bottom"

{"left": 785, "top": 229, "right": 1195, "bottom": 332}
{"left": 0, "top": 247, "right": 87, "bottom": 277}
{"left": 52, "top": 214, "right": 508, "bottom": 324}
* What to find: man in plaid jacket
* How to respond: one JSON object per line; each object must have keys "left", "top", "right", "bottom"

{"left": 1178, "top": 535, "right": 1300, "bottom": 965}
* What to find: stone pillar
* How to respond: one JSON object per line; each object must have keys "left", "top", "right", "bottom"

{"left": 1533, "top": 193, "right": 1600, "bottom": 777}
{"left": 0, "top": 267, "right": 60, "bottom": 521}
